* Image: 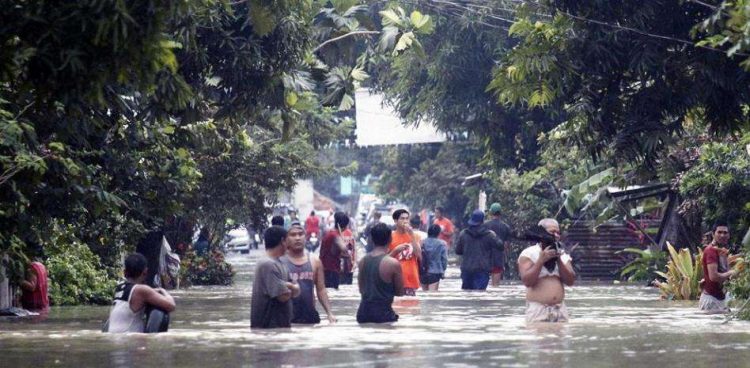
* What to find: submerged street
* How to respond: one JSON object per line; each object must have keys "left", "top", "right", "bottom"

{"left": 2, "top": 252, "right": 750, "bottom": 367}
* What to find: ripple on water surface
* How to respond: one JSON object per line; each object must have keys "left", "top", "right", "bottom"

{"left": 2, "top": 251, "right": 750, "bottom": 367}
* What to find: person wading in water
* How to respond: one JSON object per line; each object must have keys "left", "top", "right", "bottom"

{"left": 357, "top": 223, "right": 404, "bottom": 323}
{"left": 106, "top": 253, "right": 176, "bottom": 333}
{"left": 388, "top": 209, "right": 422, "bottom": 296}
{"left": 518, "top": 219, "right": 576, "bottom": 323}
{"left": 281, "top": 221, "right": 337, "bottom": 324}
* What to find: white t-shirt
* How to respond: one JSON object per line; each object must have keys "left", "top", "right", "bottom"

{"left": 518, "top": 244, "right": 572, "bottom": 278}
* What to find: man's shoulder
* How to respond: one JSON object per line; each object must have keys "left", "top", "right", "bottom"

{"left": 256, "top": 257, "right": 282, "bottom": 270}
{"left": 518, "top": 244, "right": 540, "bottom": 258}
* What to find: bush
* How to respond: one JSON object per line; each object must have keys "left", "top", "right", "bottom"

{"left": 180, "top": 249, "right": 234, "bottom": 286}
{"left": 46, "top": 224, "right": 117, "bottom": 305}
{"left": 653, "top": 243, "right": 703, "bottom": 300}
{"left": 618, "top": 247, "right": 667, "bottom": 282}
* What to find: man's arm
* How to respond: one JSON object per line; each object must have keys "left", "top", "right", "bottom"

{"left": 412, "top": 234, "right": 422, "bottom": 262}
{"left": 138, "top": 286, "right": 176, "bottom": 312}
{"left": 357, "top": 258, "right": 366, "bottom": 295}
{"left": 440, "top": 243, "right": 448, "bottom": 273}
{"left": 389, "top": 260, "right": 405, "bottom": 296}
{"left": 20, "top": 270, "right": 37, "bottom": 292}
{"left": 312, "top": 258, "right": 336, "bottom": 323}
{"left": 389, "top": 244, "right": 407, "bottom": 258}
{"left": 454, "top": 232, "right": 464, "bottom": 255}
{"left": 335, "top": 235, "right": 349, "bottom": 257}
{"left": 260, "top": 262, "right": 294, "bottom": 302}
{"left": 558, "top": 256, "right": 576, "bottom": 286}
{"left": 707, "top": 263, "right": 735, "bottom": 283}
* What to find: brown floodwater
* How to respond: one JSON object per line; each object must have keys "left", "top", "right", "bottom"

{"left": 2, "top": 251, "right": 749, "bottom": 367}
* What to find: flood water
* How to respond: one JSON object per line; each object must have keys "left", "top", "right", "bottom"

{"left": 2, "top": 251, "right": 750, "bottom": 367}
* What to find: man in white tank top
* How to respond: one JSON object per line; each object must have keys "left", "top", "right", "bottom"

{"left": 517, "top": 219, "right": 576, "bottom": 323}
{"left": 107, "top": 253, "right": 176, "bottom": 333}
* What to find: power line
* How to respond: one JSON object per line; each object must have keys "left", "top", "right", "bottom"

{"left": 428, "top": 0, "right": 749, "bottom": 57}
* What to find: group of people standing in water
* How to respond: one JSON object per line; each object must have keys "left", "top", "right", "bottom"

{"left": 95, "top": 209, "right": 738, "bottom": 332}
{"left": 250, "top": 204, "right": 577, "bottom": 328}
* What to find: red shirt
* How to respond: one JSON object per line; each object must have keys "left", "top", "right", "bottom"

{"left": 702, "top": 245, "right": 726, "bottom": 300}
{"left": 21, "top": 262, "right": 49, "bottom": 310}
{"left": 320, "top": 230, "right": 342, "bottom": 272}
{"left": 433, "top": 217, "right": 455, "bottom": 246}
{"left": 305, "top": 216, "right": 320, "bottom": 237}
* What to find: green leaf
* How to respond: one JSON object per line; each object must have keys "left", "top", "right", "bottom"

{"left": 249, "top": 2, "right": 276, "bottom": 36}
{"left": 285, "top": 92, "right": 299, "bottom": 107}
{"left": 379, "top": 9, "right": 405, "bottom": 28}
{"left": 394, "top": 31, "right": 415, "bottom": 55}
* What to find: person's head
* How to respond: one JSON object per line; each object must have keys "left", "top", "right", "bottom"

{"left": 489, "top": 203, "right": 502, "bottom": 217}
{"left": 289, "top": 210, "right": 297, "bottom": 218}
{"left": 334, "top": 211, "right": 350, "bottom": 230}
{"left": 264, "top": 226, "right": 288, "bottom": 255}
{"left": 538, "top": 218, "right": 561, "bottom": 241}
{"left": 712, "top": 221, "right": 730, "bottom": 246}
{"left": 371, "top": 223, "right": 392, "bottom": 247}
{"left": 435, "top": 206, "right": 445, "bottom": 219}
{"left": 271, "top": 215, "right": 284, "bottom": 227}
{"left": 702, "top": 231, "right": 713, "bottom": 245}
{"left": 392, "top": 209, "right": 410, "bottom": 231}
{"left": 310, "top": 210, "right": 316, "bottom": 217}
{"left": 427, "top": 224, "right": 441, "bottom": 238}
{"left": 410, "top": 215, "right": 421, "bottom": 229}
{"left": 467, "top": 209, "right": 485, "bottom": 226}
{"left": 286, "top": 221, "right": 305, "bottom": 253}
{"left": 198, "top": 227, "right": 210, "bottom": 241}
{"left": 124, "top": 253, "right": 148, "bottom": 282}
{"left": 373, "top": 212, "right": 381, "bottom": 220}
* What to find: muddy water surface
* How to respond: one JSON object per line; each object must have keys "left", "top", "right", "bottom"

{"left": 2, "top": 251, "right": 749, "bottom": 367}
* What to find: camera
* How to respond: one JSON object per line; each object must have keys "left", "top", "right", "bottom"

{"left": 522, "top": 225, "right": 562, "bottom": 272}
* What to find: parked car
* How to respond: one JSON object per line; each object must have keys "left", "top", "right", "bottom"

{"left": 223, "top": 226, "right": 259, "bottom": 254}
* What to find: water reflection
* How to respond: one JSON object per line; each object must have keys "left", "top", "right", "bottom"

{"left": 2, "top": 251, "right": 750, "bottom": 367}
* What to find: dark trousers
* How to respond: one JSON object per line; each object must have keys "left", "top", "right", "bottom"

{"left": 461, "top": 271, "right": 490, "bottom": 290}
{"left": 324, "top": 270, "right": 340, "bottom": 289}
{"left": 356, "top": 301, "right": 399, "bottom": 323}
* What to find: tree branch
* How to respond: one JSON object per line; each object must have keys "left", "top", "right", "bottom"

{"left": 313, "top": 31, "right": 381, "bottom": 52}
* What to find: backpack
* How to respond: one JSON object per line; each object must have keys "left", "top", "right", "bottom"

{"left": 419, "top": 245, "right": 430, "bottom": 276}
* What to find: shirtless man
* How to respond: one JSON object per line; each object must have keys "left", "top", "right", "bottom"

{"left": 281, "top": 221, "right": 337, "bottom": 324}
{"left": 518, "top": 219, "right": 575, "bottom": 323}
{"left": 106, "top": 253, "right": 176, "bottom": 333}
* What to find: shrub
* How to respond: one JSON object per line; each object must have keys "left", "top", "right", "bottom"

{"left": 618, "top": 247, "right": 667, "bottom": 282}
{"left": 46, "top": 224, "right": 117, "bottom": 305}
{"left": 180, "top": 249, "right": 234, "bottom": 286}
{"left": 654, "top": 243, "right": 703, "bottom": 300}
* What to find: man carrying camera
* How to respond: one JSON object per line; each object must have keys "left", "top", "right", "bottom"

{"left": 518, "top": 218, "right": 576, "bottom": 323}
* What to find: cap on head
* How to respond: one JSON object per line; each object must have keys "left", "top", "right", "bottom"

{"left": 467, "top": 210, "right": 485, "bottom": 226}
{"left": 489, "top": 203, "right": 502, "bottom": 215}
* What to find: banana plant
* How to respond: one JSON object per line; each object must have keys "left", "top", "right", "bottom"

{"left": 654, "top": 242, "right": 703, "bottom": 300}
{"left": 618, "top": 247, "right": 666, "bottom": 282}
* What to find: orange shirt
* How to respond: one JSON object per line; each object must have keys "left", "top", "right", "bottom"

{"left": 433, "top": 217, "right": 455, "bottom": 246}
{"left": 389, "top": 231, "right": 420, "bottom": 290}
